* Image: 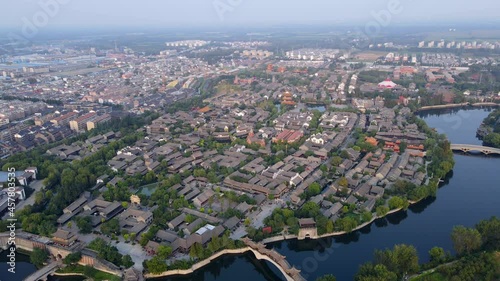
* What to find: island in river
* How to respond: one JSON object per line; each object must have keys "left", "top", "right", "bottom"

{"left": 477, "top": 108, "right": 500, "bottom": 148}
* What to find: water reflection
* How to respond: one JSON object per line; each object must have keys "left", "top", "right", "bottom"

{"left": 284, "top": 237, "right": 335, "bottom": 252}
{"left": 0, "top": 251, "right": 37, "bottom": 281}
{"left": 386, "top": 210, "right": 408, "bottom": 225}
{"left": 358, "top": 223, "right": 372, "bottom": 234}
{"left": 374, "top": 218, "right": 388, "bottom": 228}
{"left": 409, "top": 197, "right": 437, "bottom": 214}
{"left": 335, "top": 232, "right": 360, "bottom": 245}
{"left": 47, "top": 276, "right": 85, "bottom": 281}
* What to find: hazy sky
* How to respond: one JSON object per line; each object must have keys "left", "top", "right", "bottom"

{"left": 1, "top": 0, "right": 499, "bottom": 29}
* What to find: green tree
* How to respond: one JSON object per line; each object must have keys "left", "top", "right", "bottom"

{"left": 475, "top": 216, "right": 500, "bottom": 251}
{"left": 193, "top": 169, "right": 207, "bottom": 178}
{"left": 299, "top": 201, "right": 321, "bottom": 218}
{"left": 145, "top": 256, "right": 167, "bottom": 274}
{"left": 307, "top": 182, "right": 322, "bottom": 197}
{"left": 122, "top": 255, "right": 134, "bottom": 268}
{"left": 63, "top": 252, "right": 82, "bottom": 265}
{"left": 157, "top": 245, "right": 173, "bottom": 259}
{"left": 374, "top": 244, "right": 419, "bottom": 277}
{"left": 336, "top": 217, "right": 358, "bottom": 232}
{"left": 189, "top": 242, "right": 204, "bottom": 259}
{"left": 376, "top": 206, "right": 389, "bottom": 217}
{"left": 338, "top": 177, "right": 348, "bottom": 188}
{"left": 355, "top": 263, "right": 398, "bottom": 281}
{"left": 388, "top": 196, "right": 408, "bottom": 210}
{"left": 331, "top": 156, "right": 343, "bottom": 166}
{"left": 361, "top": 211, "right": 373, "bottom": 223}
{"left": 326, "top": 220, "right": 334, "bottom": 233}
{"left": 207, "top": 171, "right": 218, "bottom": 183}
{"left": 399, "top": 141, "right": 407, "bottom": 153}
{"left": 30, "top": 248, "right": 49, "bottom": 267}
{"left": 144, "top": 171, "right": 156, "bottom": 184}
{"left": 451, "top": 226, "right": 482, "bottom": 255}
{"left": 75, "top": 216, "right": 93, "bottom": 234}
{"left": 130, "top": 232, "right": 137, "bottom": 242}
{"left": 316, "top": 274, "right": 337, "bottom": 281}
{"left": 82, "top": 265, "right": 97, "bottom": 279}
{"left": 100, "top": 218, "right": 120, "bottom": 236}
{"left": 428, "top": 247, "right": 446, "bottom": 264}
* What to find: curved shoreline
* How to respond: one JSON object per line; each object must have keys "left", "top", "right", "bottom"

{"left": 52, "top": 272, "right": 86, "bottom": 277}
{"left": 261, "top": 199, "right": 421, "bottom": 244}
{"left": 145, "top": 247, "right": 284, "bottom": 280}
{"left": 144, "top": 197, "right": 429, "bottom": 280}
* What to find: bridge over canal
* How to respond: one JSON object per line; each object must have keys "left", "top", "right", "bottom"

{"left": 450, "top": 144, "right": 500, "bottom": 155}
{"left": 24, "top": 261, "right": 61, "bottom": 281}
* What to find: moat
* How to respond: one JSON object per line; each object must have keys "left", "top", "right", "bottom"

{"left": 2, "top": 108, "right": 499, "bottom": 281}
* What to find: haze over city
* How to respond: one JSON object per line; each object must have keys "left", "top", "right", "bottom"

{"left": 0, "top": 1, "right": 499, "bottom": 281}
{"left": 1, "top": 0, "right": 500, "bottom": 29}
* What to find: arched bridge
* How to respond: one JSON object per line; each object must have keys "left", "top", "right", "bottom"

{"left": 25, "top": 261, "right": 61, "bottom": 281}
{"left": 241, "top": 238, "right": 306, "bottom": 281}
{"left": 450, "top": 144, "right": 500, "bottom": 155}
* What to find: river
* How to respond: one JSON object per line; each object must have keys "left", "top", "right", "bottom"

{"left": 3, "top": 109, "right": 499, "bottom": 281}
{"left": 0, "top": 250, "right": 38, "bottom": 281}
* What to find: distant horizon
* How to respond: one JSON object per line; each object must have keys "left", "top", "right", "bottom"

{"left": 1, "top": 0, "right": 500, "bottom": 31}
{"left": 1, "top": 20, "right": 500, "bottom": 33}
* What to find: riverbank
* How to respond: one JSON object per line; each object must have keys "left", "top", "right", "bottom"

{"left": 147, "top": 199, "right": 428, "bottom": 280}
{"left": 261, "top": 198, "right": 423, "bottom": 244}
{"left": 146, "top": 248, "right": 250, "bottom": 279}
{"left": 476, "top": 108, "right": 500, "bottom": 148}
{"left": 52, "top": 272, "right": 86, "bottom": 277}
{"left": 417, "top": 102, "right": 499, "bottom": 112}
{"left": 55, "top": 265, "right": 120, "bottom": 281}
{"left": 145, "top": 245, "right": 302, "bottom": 281}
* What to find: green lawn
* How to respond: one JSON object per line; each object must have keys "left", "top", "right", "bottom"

{"left": 411, "top": 272, "right": 446, "bottom": 281}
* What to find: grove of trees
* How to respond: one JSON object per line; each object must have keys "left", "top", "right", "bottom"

{"left": 358, "top": 216, "right": 500, "bottom": 281}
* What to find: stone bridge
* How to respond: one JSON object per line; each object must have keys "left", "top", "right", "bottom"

{"left": 450, "top": 144, "right": 500, "bottom": 155}
{"left": 24, "top": 261, "right": 61, "bottom": 281}
{"left": 242, "top": 238, "right": 306, "bottom": 281}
